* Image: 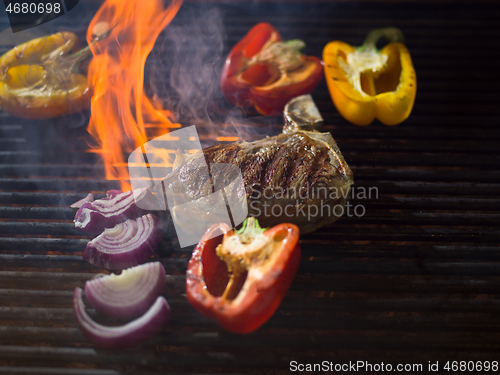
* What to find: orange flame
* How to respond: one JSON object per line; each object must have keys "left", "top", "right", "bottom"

{"left": 86, "top": 0, "right": 183, "bottom": 191}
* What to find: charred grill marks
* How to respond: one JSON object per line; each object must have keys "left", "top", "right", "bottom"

{"left": 202, "top": 134, "right": 335, "bottom": 198}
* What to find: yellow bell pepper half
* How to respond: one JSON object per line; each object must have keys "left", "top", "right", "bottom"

{"left": 323, "top": 27, "right": 416, "bottom": 126}
{"left": 0, "top": 32, "right": 91, "bottom": 119}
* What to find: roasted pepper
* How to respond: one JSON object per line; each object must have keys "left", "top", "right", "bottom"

{"left": 186, "top": 217, "right": 301, "bottom": 333}
{"left": 0, "top": 32, "right": 92, "bottom": 119}
{"left": 220, "top": 22, "right": 323, "bottom": 116}
{"left": 323, "top": 27, "right": 416, "bottom": 126}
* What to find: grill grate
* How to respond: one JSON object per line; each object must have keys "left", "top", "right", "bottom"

{"left": 1, "top": 1, "right": 500, "bottom": 374}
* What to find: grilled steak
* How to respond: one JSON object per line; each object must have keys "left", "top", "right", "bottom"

{"left": 159, "top": 129, "right": 353, "bottom": 234}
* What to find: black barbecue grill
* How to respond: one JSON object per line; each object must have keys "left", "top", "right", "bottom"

{"left": 1, "top": 0, "right": 500, "bottom": 374}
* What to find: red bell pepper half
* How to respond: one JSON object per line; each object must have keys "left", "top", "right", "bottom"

{"left": 186, "top": 217, "right": 301, "bottom": 333}
{"left": 220, "top": 22, "right": 323, "bottom": 116}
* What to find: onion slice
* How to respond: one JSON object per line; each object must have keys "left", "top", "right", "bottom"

{"left": 70, "top": 193, "right": 94, "bottom": 208}
{"left": 83, "top": 214, "right": 163, "bottom": 270}
{"left": 73, "top": 287, "right": 170, "bottom": 349}
{"left": 74, "top": 188, "right": 151, "bottom": 234}
{"left": 85, "top": 262, "right": 167, "bottom": 320}
{"left": 106, "top": 190, "right": 123, "bottom": 199}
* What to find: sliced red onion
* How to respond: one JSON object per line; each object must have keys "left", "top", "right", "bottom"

{"left": 85, "top": 262, "right": 167, "bottom": 320}
{"left": 74, "top": 188, "right": 150, "bottom": 234}
{"left": 73, "top": 287, "right": 170, "bottom": 349}
{"left": 70, "top": 193, "right": 94, "bottom": 208}
{"left": 106, "top": 190, "right": 123, "bottom": 199}
{"left": 82, "top": 214, "right": 162, "bottom": 270}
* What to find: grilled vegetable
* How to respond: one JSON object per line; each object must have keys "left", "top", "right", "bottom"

{"left": 73, "top": 287, "right": 170, "bottom": 349}
{"left": 186, "top": 218, "right": 301, "bottom": 333}
{"left": 83, "top": 214, "right": 163, "bottom": 271}
{"left": 323, "top": 27, "right": 416, "bottom": 126}
{"left": 85, "top": 262, "right": 167, "bottom": 319}
{"left": 0, "top": 32, "right": 92, "bottom": 119}
{"left": 70, "top": 193, "right": 94, "bottom": 208}
{"left": 74, "top": 188, "right": 151, "bottom": 234}
{"left": 221, "top": 22, "right": 323, "bottom": 116}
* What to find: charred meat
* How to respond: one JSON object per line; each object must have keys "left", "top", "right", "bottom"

{"left": 159, "top": 106, "right": 353, "bottom": 234}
